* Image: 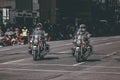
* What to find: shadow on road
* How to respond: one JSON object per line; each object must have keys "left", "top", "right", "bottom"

{"left": 84, "top": 59, "right": 101, "bottom": 62}
{"left": 40, "top": 57, "right": 59, "bottom": 61}
{"left": 115, "top": 58, "right": 120, "bottom": 62}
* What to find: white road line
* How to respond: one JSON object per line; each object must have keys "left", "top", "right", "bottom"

{"left": 0, "top": 45, "right": 25, "bottom": 52}
{"left": 101, "top": 38, "right": 112, "bottom": 40}
{"left": 1, "top": 58, "right": 30, "bottom": 64}
{"left": 1, "top": 62, "right": 120, "bottom": 69}
{"left": 80, "top": 71, "right": 120, "bottom": 75}
{"left": 104, "top": 52, "right": 117, "bottom": 58}
{"left": 6, "top": 51, "right": 27, "bottom": 55}
{"left": 64, "top": 43, "right": 72, "bottom": 45}
{"left": 5, "top": 63, "right": 73, "bottom": 67}
{"left": 105, "top": 42, "right": 112, "bottom": 45}
{"left": 0, "top": 48, "right": 11, "bottom": 51}
{"left": 0, "top": 68, "right": 120, "bottom": 74}
{"left": 80, "top": 65, "right": 120, "bottom": 69}
{"left": 52, "top": 40, "right": 120, "bottom": 48}
{"left": 57, "top": 50, "right": 71, "bottom": 53}
{"left": 51, "top": 43, "right": 72, "bottom": 48}
{"left": 73, "top": 62, "right": 85, "bottom": 66}
{"left": 94, "top": 42, "right": 112, "bottom": 47}
{"left": 0, "top": 68, "right": 73, "bottom": 73}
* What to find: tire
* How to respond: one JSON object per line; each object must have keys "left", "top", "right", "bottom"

{"left": 39, "top": 52, "right": 44, "bottom": 60}
{"left": 82, "top": 46, "right": 92, "bottom": 61}
{"left": 33, "top": 50, "right": 37, "bottom": 61}
{"left": 75, "top": 51, "right": 81, "bottom": 62}
{"left": 38, "top": 46, "right": 43, "bottom": 60}
{"left": 28, "top": 50, "right": 32, "bottom": 55}
{"left": 28, "top": 47, "right": 32, "bottom": 54}
{"left": 46, "top": 44, "right": 50, "bottom": 52}
{"left": 71, "top": 49, "right": 75, "bottom": 56}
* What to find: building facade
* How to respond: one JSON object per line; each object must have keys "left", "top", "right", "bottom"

{"left": 0, "top": 0, "right": 120, "bottom": 26}
{"left": 0, "top": 0, "right": 91, "bottom": 25}
{"left": 38, "top": 0, "right": 56, "bottom": 24}
{"left": 0, "top": 0, "right": 40, "bottom": 26}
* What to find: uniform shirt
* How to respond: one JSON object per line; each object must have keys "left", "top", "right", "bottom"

{"left": 32, "top": 28, "right": 45, "bottom": 40}
{"left": 22, "top": 29, "right": 28, "bottom": 36}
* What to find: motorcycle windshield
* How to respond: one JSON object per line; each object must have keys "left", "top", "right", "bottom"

{"left": 78, "top": 35, "right": 83, "bottom": 40}
{"left": 34, "top": 35, "right": 42, "bottom": 40}
{"left": 78, "top": 35, "right": 87, "bottom": 41}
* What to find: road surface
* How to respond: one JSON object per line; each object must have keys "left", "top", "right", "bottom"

{"left": 0, "top": 36, "right": 120, "bottom": 80}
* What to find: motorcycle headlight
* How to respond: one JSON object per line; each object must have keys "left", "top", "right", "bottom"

{"left": 78, "top": 35, "right": 82, "bottom": 39}
{"left": 76, "top": 47, "right": 80, "bottom": 51}
{"left": 32, "top": 46, "right": 37, "bottom": 50}
{"left": 30, "top": 40, "right": 32, "bottom": 43}
{"left": 35, "top": 35, "right": 38, "bottom": 39}
{"left": 76, "top": 40, "right": 81, "bottom": 45}
{"left": 34, "top": 39, "right": 38, "bottom": 44}
{"left": 73, "top": 39, "right": 77, "bottom": 43}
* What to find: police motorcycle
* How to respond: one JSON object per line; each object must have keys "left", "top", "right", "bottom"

{"left": 28, "top": 35, "right": 33, "bottom": 54}
{"left": 31, "top": 34, "right": 49, "bottom": 61}
{"left": 71, "top": 35, "right": 77, "bottom": 56}
{"left": 74, "top": 34, "right": 92, "bottom": 62}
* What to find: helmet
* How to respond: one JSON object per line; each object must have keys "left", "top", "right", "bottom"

{"left": 36, "top": 23, "right": 43, "bottom": 27}
{"left": 79, "top": 24, "right": 86, "bottom": 32}
{"left": 79, "top": 24, "right": 86, "bottom": 28}
{"left": 23, "top": 26, "right": 26, "bottom": 28}
{"left": 36, "top": 23, "right": 43, "bottom": 29}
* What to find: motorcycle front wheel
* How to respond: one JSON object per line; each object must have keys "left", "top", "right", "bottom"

{"left": 71, "top": 48, "right": 75, "bottom": 56}
{"left": 32, "top": 50, "right": 38, "bottom": 61}
{"left": 75, "top": 51, "right": 82, "bottom": 62}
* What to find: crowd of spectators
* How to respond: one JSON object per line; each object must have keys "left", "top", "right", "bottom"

{"left": 0, "top": 20, "right": 76, "bottom": 47}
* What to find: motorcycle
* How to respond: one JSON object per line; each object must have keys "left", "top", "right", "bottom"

{"left": 71, "top": 35, "right": 77, "bottom": 56}
{"left": 32, "top": 35, "right": 49, "bottom": 61}
{"left": 75, "top": 34, "right": 92, "bottom": 62}
{"left": 28, "top": 35, "right": 33, "bottom": 54}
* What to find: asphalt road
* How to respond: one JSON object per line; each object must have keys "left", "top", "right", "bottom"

{"left": 0, "top": 36, "right": 120, "bottom": 80}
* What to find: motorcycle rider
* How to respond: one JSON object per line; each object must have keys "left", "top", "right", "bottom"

{"left": 32, "top": 23, "right": 48, "bottom": 50}
{"left": 72, "top": 24, "right": 91, "bottom": 54}
{"left": 77, "top": 24, "right": 91, "bottom": 42}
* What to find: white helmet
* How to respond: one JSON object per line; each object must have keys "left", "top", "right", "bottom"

{"left": 79, "top": 24, "right": 86, "bottom": 28}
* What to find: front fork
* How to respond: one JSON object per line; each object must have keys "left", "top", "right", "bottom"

{"left": 32, "top": 45, "right": 40, "bottom": 55}
{"left": 75, "top": 46, "right": 83, "bottom": 56}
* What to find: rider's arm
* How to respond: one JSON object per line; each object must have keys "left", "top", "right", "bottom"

{"left": 86, "top": 32, "right": 91, "bottom": 39}
{"left": 76, "top": 29, "right": 81, "bottom": 35}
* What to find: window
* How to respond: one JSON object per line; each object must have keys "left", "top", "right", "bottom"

{"left": 2, "top": 8, "right": 10, "bottom": 25}
{"left": 16, "top": 0, "right": 33, "bottom": 10}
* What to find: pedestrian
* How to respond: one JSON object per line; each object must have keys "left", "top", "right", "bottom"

{"left": 21, "top": 26, "right": 29, "bottom": 44}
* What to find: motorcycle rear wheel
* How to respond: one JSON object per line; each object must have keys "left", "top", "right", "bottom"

{"left": 39, "top": 52, "right": 44, "bottom": 60}
{"left": 82, "top": 46, "right": 92, "bottom": 61}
